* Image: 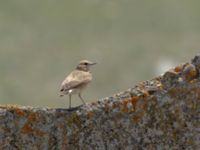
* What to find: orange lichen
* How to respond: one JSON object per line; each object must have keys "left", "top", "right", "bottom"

{"left": 131, "top": 96, "right": 139, "bottom": 111}
{"left": 21, "top": 122, "right": 45, "bottom": 136}
{"left": 174, "top": 65, "right": 183, "bottom": 73}
{"left": 15, "top": 108, "right": 25, "bottom": 116}
{"left": 35, "top": 129, "right": 46, "bottom": 136}
{"left": 132, "top": 115, "right": 140, "bottom": 123}
{"left": 21, "top": 123, "right": 33, "bottom": 134}
{"left": 87, "top": 111, "right": 94, "bottom": 119}
{"left": 122, "top": 99, "right": 129, "bottom": 112}
{"left": 0, "top": 104, "right": 21, "bottom": 109}
{"left": 28, "top": 112, "right": 38, "bottom": 122}
{"left": 112, "top": 102, "right": 120, "bottom": 109}
{"left": 141, "top": 90, "right": 149, "bottom": 98}
{"left": 143, "top": 99, "right": 148, "bottom": 111}
{"left": 132, "top": 112, "right": 144, "bottom": 123}
{"left": 190, "top": 79, "right": 198, "bottom": 84}
{"left": 183, "top": 64, "right": 197, "bottom": 81}
{"left": 191, "top": 69, "right": 197, "bottom": 76}
{"left": 135, "top": 98, "right": 148, "bottom": 112}
{"left": 189, "top": 69, "right": 197, "bottom": 78}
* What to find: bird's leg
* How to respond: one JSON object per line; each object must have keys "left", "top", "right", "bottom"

{"left": 69, "top": 94, "right": 71, "bottom": 108}
{"left": 78, "top": 94, "right": 86, "bottom": 104}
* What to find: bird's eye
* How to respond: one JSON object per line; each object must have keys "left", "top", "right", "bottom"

{"left": 84, "top": 63, "right": 88, "bottom": 65}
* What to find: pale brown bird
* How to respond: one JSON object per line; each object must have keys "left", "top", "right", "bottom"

{"left": 60, "top": 60, "right": 96, "bottom": 108}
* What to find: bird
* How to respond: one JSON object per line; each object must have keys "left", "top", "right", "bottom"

{"left": 59, "top": 60, "right": 97, "bottom": 108}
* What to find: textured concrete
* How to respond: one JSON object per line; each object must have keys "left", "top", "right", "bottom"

{"left": 0, "top": 55, "right": 200, "bottom": 150}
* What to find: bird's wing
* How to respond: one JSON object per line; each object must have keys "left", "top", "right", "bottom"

{"left": 60, "top": 71, "right": 92, "bottom": 92}
{"left": 60, "top": 81, "right": 85, "bottom": 92}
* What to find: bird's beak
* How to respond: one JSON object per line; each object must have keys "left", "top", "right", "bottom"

{"left": 90, "top": 62, "right": 97, "bottom": 66}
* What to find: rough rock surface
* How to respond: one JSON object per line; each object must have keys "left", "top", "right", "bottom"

{"left": 0, "top": 56, "right": 200, "bottom": 150}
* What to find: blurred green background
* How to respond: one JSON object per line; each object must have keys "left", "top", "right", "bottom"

{"left": 0, "top": 0, "right": 200, "bottom": 108}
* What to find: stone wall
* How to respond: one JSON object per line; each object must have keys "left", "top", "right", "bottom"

{"left": 0, "top": 56, "right": 200, "bottom": 150}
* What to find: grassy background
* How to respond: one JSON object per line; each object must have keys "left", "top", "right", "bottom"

{"left": 0, "top": 0, "right": 200, "bottom": 108}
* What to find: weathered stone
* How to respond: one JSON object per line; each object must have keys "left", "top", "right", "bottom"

{"left": 0, "top": 56, "right": 200, "bottom": 150}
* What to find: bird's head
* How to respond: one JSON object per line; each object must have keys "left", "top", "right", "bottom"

{"left": 76, "top": 60, "right": 97, "bottom": 71}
